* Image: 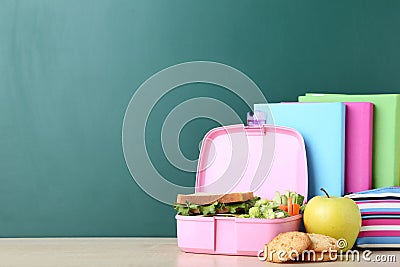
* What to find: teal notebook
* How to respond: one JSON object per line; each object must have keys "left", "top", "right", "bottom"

{"left": 299, "top": 93, "right": 400, "bottom": 188}
{"left": 254, "top": 103, "right": 346, "bottom": 198}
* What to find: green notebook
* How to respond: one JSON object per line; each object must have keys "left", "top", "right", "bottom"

{"left": 299, "top": 93, "right": 400, "bottom": 189}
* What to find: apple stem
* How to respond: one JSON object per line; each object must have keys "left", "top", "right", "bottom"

{"left": 320, "top": 188, "right": 330, "bottom": 198}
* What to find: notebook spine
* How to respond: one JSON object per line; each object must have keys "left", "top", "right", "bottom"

{"left": 365, "top": 103, "right": 374, "bottom": 190}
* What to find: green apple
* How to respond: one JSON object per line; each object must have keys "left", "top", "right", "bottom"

{"left": 303, "top": 188, "right": 361, "bottom": 252}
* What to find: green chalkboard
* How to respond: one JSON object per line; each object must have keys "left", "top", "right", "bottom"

{"left": 1, "top": 0, "right": 400, "bottom": 237}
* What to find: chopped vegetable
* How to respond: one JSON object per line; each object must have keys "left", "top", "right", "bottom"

{"left": 249, "top": 206, "right": 262, "bottom": 218}
{"left": 278, "top": 205, "right": 288, "bottom": 212}
{"left": 276, "top": 211, "right": 288, "bottom": 218}
{"left": 273, "top": 191, "right": 281, "bottom": 204}
{"left": 281, "top": 195, "right": 288, "bottom": 206}
{"left": 300, "top": 204, "right": 306, "bottom": 213}
{"left": 293, "top": 203, "right": 300, "bottom": 216}
{"left": 288, "top": 197, "right": 293, "bottom": 216}
{"left": 241, "top": 191, "right": 306, "bottom": 219}
{"left": 254, "top": 198, "right": 270, "bottom": 207}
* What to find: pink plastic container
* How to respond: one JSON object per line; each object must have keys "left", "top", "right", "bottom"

{"left": 176, "top": 124, "right": 308, "bottom": 256}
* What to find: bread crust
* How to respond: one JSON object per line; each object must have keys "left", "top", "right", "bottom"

{"left": 176, "top": 192, "right": 254, "bottom": 205}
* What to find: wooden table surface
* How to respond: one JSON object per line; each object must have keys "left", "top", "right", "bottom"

{"left": 0, "top": 238, "right": 398, "bottom": 267}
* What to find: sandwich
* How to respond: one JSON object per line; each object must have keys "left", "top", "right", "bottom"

{"left": 173, "top": 190, "right": 306, "bottom": 219}
{"left": 174, "top": 192, "right": 259, "bottom": 216}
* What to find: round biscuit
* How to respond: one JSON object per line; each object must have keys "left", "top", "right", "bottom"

{"left": 307, "top": 233, "right": 339, "bottom": 252}
{"left": 266, "top": 231, "right": 311, "bottom": 263}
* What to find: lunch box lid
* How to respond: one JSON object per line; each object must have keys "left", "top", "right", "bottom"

{"left": 195, "top": 124, "right": 308, "bottom": 201}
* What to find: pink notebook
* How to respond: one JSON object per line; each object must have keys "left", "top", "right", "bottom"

{"left": 278, "top": 102, "right": 373, "bottom": 194}
{"left": 344, "top": 102, "right": 373, "bottom": 194}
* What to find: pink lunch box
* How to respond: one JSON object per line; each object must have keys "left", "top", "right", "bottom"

{"left": 176, "top": 124, "right": 308, "bottom": 256}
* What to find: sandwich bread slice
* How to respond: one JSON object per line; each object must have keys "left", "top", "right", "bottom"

{"left": 176, "top": 192, "right": 254, "bottom": 205}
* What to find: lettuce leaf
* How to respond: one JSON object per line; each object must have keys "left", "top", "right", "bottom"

{"left": 174, "top": 201, "right": 200, "bottom": 216}
{"left": 199, "top": 202, "right": 218, "bottom": 215}
{"left": 174, "top": 196, "right": 260, "bottom": 216}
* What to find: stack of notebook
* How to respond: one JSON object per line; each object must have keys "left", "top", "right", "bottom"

{"left": 299, "top": 93, "right": 400, "bottom": 189}
{"left": 347, "top": 187, "right": 400, "bottom": 248}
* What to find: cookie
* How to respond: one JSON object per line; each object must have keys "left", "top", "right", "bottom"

{"left": 266, "top": 231, "right": 311, "bottom": 263}
{"left": 307, "top": 233, "right": 339, "bottom": 252}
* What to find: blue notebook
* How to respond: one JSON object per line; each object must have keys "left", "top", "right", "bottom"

{"left": 254, "top": 102, "right": 346, "bottom": 198}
